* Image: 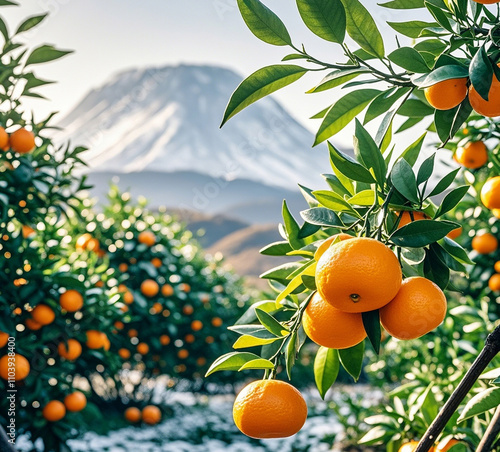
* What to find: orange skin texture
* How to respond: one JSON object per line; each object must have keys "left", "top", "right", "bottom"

{"left": 233, "top": 380, "right": 307, "bottom": 439}
{"left": 31, "top": 304, "right": 55, "bottom": 325}
{"left": 180, "top": 283, "right": 191, "bottom": 293}
{"left": 25, "top": 319, "right": 42, "bottom": 330}
{"left": 43, "top": 401, "right": 66, "bottom": 422}
{"left": 191, "top": 320, "right": 203, "bottom": 331}
{"left": 495, "top": 260, "right": 500, "bottom": 273}
{"left": 128, "top": 329, "right": 138, "bottom": 338}
{"left": 380, "top": 277, "right": 447, "bottom": 340}
{"left": 314, "top": 233, "right": 353, "bottom": 261}
{"left": 183, "top": 305, "right": 194, "bottom": 315}
{"left": 447, "top": 226, "right": 462, "bottom": 240}
{"left": 212, "top": 317, "right": 223, "bottom": 327}
{"left": 141, "top": 279, "right": 159, "bottom": 297}
{"left": 303, "top": 292, "right": 366, "bottom": 349}
{"left": 161, "top": 284, "right": 174, "bottom": 296}
{"left": 316, "top": 237, "right": 402, "bottom": 313}
{"left": 64, "top": 392, "right": 87, "bottom": 412}
{"left": 125, "top": 407, "right": 141, "bottom": 423}
{"left": 185, "top": 334, "right": 195, "bottom": 343}
{"left": 118, "top": 348, "right": 131, "bottom": 359}
{"left": 60, "top": 290, "right": 84, "bottom": 312}
{"left": 455, "top": 141, "right": 488, "bottom": 169}
{"left": 396, "top": 211, "right": 428, "bottom": 229}
{"left": 138, "top": 231, "right": 156, "bottom": 246}
{"left": 0, "top": 127, "right": 8, "bottom": 149}
{"left": 151, "top": 257, "right": 162, "bottom": 268}
{"left": 142, "top": 405, "right": 161, "bottom": 425}
{"left": 493, "top": 209, "right": 500, "bottom": 219}
{"left": 488, "top": 273, "right": 500, "bottom": 291}
{"left": 58, "top": 339, "right": 82, "bottom": 361}
{"left": 160, "top": 335, "right": 170, "bottom": 346}
{"left": 137, "top": 343, "right": 149, "bottom": 354}
{"left": 469, "top": 69, "right": 500, "bottom": 117}
{"left": 178, "top": 349, "right": 189, "bottom": 359}
{"left": 86, "top": 330, "right": 106, "bottom": 349}
{"left": 425, "top": 78, "right": 468, "bottom": 110}
{"left": 481, "top": 177, "right": 500, "bottom": 209}
{"left": 472, "top": 232, "right": 498, "bottom": 254}
{"left": 123, "top": 291, "right": 134, "bottom": 304}
{"left": 10, "top": 128, "right": 35, "bottom": 154}
{"left": 0, "top": 354, "right": 30, "bottom": 381}
{"left": 22, "top": 225, "right": 35, "bottom": 238}
{"left": 118, "top": 263, "right": 128, "bottom": 272}
{"left": 0, "top": 332, "right": 8, "bottom": 348}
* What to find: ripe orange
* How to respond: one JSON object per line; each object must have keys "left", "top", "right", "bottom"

{"left": 138, "top": 231, "right": 156, "bottom": 246}
{"left": 380, "top": 277, "right": 447, "bottom": 340}
{"left": 31, "top": 304, "right": 55, "bottom": 325}
{"left": 123, "top": 291, "right": 134, "bottom": 304}
{"left": 59, "top": 290, "right": 84, "bottom": 312}
{"left": 0, "top": 332, "right": 8, "bottom": 348}
{"left": 303, "top": 292, "right": 366, "bottom": 349}
{"left": 447, "top": 227, "right": 462, "bottom": 240}
{"left": 25, "top": 318, "right": 42, "bottom": 330}
{"left": 424, "top": 78, "right": 468, "bottom": 110}
{"left": 191, "top": 320, "right": 203, "bottom": 331}
{"left": 455, "top": 141, "right": 488, "bottom": 169}
{"left": 160, "top": 335, "right": 170, "bottom": 346}
{"left": 43, "top": 400, "right": 66, "bottom": 422}
{"left": 141, "top": 279, "right": 159, "bottom": 297}
{"left": 197, "top": 357, "right": 207, "bottom": 366}
{"left": 178, "top": 349, "right": 189, "bottom": 359}
{"left": 472, "top": 232, "right": 498, "bottom": 254}
{"left": 114, "top": 321, "right": 124, "bottom": 330}
{"left": 151, "top": 257, "right": 162, "bottom": 268}
{"left": 118, "top": 263, "right": 128, "bottom": 272}
{"left": 10, "top": 128, "right": 35, "bottom": 154}
{"left": 58, "top": 339, "right": 82, "bottom": 361}
{"left": 316, "top": 237, "right": 402, "bottom": 313}
{"left": 206, "top": 336, "right": 215, "bottom": 344}
{"left": 22, "top": 225, "right": 35, "bottom": 238}
{"left": 495, "top": 261, "right": 500, "bottom": 273}
{"left": 436, "top": 439, "right": 461, "bottom": 452}
{"left": 233, "top": 379, "right": 307, "bottom": 438}
{"left": 128, "top": 329, "right": 138, "bottom": 338}
{"left": 489, "top": 273, "right": 500, "bottom": 291}
{"left": 125, "top": 407, "right": 141, "bottom": 423}
{"left": 179, "top": 283, "right": 191, "bottom": 293}
{"left": 86, "top": 238, "right": 100, "bottom": 252}
{"left": 64, "top": 392, "right": 87, "bottom": 412}
{"left": 142, "top": 405, "right": 162, "bottom": 425}
{"left": 314, "top": 233, "right": 353, "bottom": 261}
{"left": 185, "top": 334, "right": 195, "bottom": 343}
{"left": 396, "top": 211, "right": 427, "bottom": 228}
{"left": 76, "top": 233, "right": 91, "bottom": 251}
{"left": 86, "top": 330, "right": 106, "bottom": 349}
{"left": 212, "top": 317, "right": 223, "bottom": 327}
{"left": 183, "top": 305, "right": 194, "bottom": 315}
{"left": 0, "top": 127, "right": 8, "bottom": 148}
{"left": 481, "top": 177, "right": 500, "bottom": 209}
{"left": 137, "top": 342, "right": 149, "bottom": 354}
{"left": 161, "top": 284, "right": 174, "bottom": 296}
{"left": 399, "top": 442, "right": 420, "bottom": 452}
{"left": 103, "top": 335, "right": 111, "bottom": 351}
{"left": 0, "top": 354, "right": 30, "bottom": 380}
{"left": 118, "top": 348, "right": 131, "bottom": 359}
{"left": 469, "top": 68, "right": 500, "bottom": 117}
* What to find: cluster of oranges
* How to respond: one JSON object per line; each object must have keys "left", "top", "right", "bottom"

{"left": 42, "top": 392, "right": 87, "bottom": 422}
{"left": 124, "top": 405, "right": 162, "bottom": 425}
{"left": 0, "top": 126, "right": 36, "bottom": 154}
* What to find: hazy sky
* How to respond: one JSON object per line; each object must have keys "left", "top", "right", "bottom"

{"left": 6, "top": 1, "right": 427, "bottom": 146}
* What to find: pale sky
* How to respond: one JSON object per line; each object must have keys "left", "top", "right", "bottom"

{"left": 7, "top": 1, "right": 428, "bottom": 147}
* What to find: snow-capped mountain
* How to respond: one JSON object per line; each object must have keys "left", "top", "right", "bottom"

{"left": 56, "top": 64, "right": 328, "bottom": 190}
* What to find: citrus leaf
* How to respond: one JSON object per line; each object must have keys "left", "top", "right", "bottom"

{"left": 390, "top": 220, "right": 460, "bottom": 247}
{"left": 329, "top": 142, "right": 376, "bottom": 184}
{"left": 256, "top": 308, "right": 289, "bottom": 336}
{"left": 469, "top": 45, "right": 493, "bottom": 101}
{"left": 296, "top": 0, "right": 346, "bottom": 43}
{"left": 412, "top": 65, "right": 469, "bottom": 88}
{"left": 233, "top": 335, "right": 280, "bottom": 349}
{"left": 260, "top": 241, "right": 293, "bottom": 256}
{"left": 205, "top": 352, "right": 262, "bottom": 376}
{"left": 458, "top": 387, "right": 500, "bottom": 422}
{"left": 307, "top": 68, "right": 370, "bottom": 93}
{"left": 362, "top": 310, "right": 381, "bottom": 354}
{"left": 391, "top": 159, "right": 419, "bottom": 204}
{"left": 300, "top": 207, "right": 345, "bottom": 227}
{"left": 314, "top": 347, "right": 340, "bottom": 399}
{"left": 16, "top": 13, "right": 47, "bottom": 34}
{"left": 353, "top": 119, "right": 386, "bottom": 186}
{"left": 379, "top": 0, "right": 425, "bottom": 7}
{"left": 238, "top": 358, "right": 275, "bottom": 370}
{"left": 388, "top": 47, "right": 430, "bottom": 73}
{"left": 25, "top": 44, "right": 72, "bottom": 66}
{"left": 339, "top": 341, "right": 365, "bottom": 381}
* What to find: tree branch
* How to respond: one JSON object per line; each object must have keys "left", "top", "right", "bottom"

{"left": 415, "top": 324, "right": 500, "bottom": 452}
{"left": 477, "top": 405, "right": 500, "bottom": 452}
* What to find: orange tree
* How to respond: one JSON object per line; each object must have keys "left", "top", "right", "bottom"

{"left": 207, "top": 0, "right": 500, "bottom": 450}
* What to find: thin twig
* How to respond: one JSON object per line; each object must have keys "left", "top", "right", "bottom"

{"left": 477, "top": 405, "right": 500, "bottom": 452}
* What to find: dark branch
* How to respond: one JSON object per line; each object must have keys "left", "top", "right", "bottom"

{"left": 477, "top": 405, "right": 500, "bottom": 452}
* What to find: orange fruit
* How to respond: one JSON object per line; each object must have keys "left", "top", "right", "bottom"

{"left": 160, "top": 335, "right": 170, "bottom": 346}
{"left": 399, "top": 442, "right": 420, "bottom": 452}
{"left": 212, "top": 317, "right": 223, "bottom": 327}
{"left": 0, "top": 127, "right": 8, "bottom": 148}
{"left": 25, "top": 318, "right": 42, "bottom": 331}
{"left": 183, "top": 305, "right": 194, "bottom": 315}
{"left": 22, "top": 225, "right": 35, "bottom": 238}
{"left": 316, "top": 237, "right": 402, "bottom": 313}
{"left": 179, "top": 283, "right": 191, "bottom": 293}
{"left": 424, "top": 78, "right": 468, "bottom": 110}
{"left": 495, "top": 260, "right": 500, "bottom": 273}
{"left": 142, "top": 405, "right": 161, "bottom": 425}
{"left": 118, "top": 348, "right": 131, "bottom": 359}
{"left": 59, "top": 290, "right": 84, "bottom": 312}
{"left": 128, "top": 329, "right": 138, "bottom": 338}
{"left": 43, "top": 400, "right": 66, "bottom": 422}
{"left": 86, "top": 330, "right": 106, "bottom": 349}
{"left": 455, "top": 141, "right": 488, "bottom": 169}
{"left": 178, "top": 349, "right": 189, "bottom": 359}
{"left": 447, "top": 226, "right": 462, "bottom": 240}
{"left": 125, "top": 407, "right": 141, "bottom": 423}
{"left": 161, "top": 284, "right": 174, "bottom": 296}
{"left": 137, "top": 342, "right": 149, "bottom": 354}
{"left": 141, "top": 279, "right": 159, "bottom": 297}
{"left": 185, "top": 334, "right": 195, "bottom": 343}
{"left": 64, "top": 392, "right": 87, "bottom": 412}
{"left": 380, "top": 277, "right": 447, "bottom": 340}
{"left": 488, "top": 273, "right": 500, "bottom": 291}
{"left": 481, "top": 177, "right": 500, "bottom": 209}
{"left": 86, "top": 238, "right": 100, "bottom": 252}
{"left": 151, "top": 257, "right": 162, "bottom": 268}
{"left": 200, "top": 294, "right": 210, "bottom": 303}
{"left": 469, "top": 67, "right": 500, "bottom": 117}
{"left": 103, "top": 335, "right": 111, "bottom": 351}
{"left": 31, "top": 304, "right": 55, "bottom": 325}
{"left": 138, "top": 231, "right": 156, "bottom": 246}
{"left": 118, "top": 263, "right": 128, "bottom": 272}
{"left": 303, "top": 292, "right": 366, "bottom": 349}
{"left": 114, "top": 321, "right": 124, "bottom": 330}
{"left": 472, "top": 232, "right": 498, "bottom": 254}
{"left": 10, "top": 128, "right": 35, "bottom": 154}
{"left": 206, "top": 336, "right": 214, "bottom": 344}
{"left": 76, "top": 233, "right": 91, "bottom": 251}
{"left": 191, "top": 320, "right": 203, "bottom": 331}
{"left": 396, "top": 211, "right": 428, "bottom": 229}
{"left": 0, "top": 354, "right": 30, "bottom": 380}
{"left": 436, "top": 439, "right": 461, "bottom": 452}
{"left": 314, "top": 233, "right": 353, "bottom": 261}
{"left": 123, "top": 291, "right": 134, "bottom": 304}
{"left": 197, "top": 357, "right": 207, "bottom": 366}
{"left": 473, "top": 0, "right": 500, "bottom": 2}
{"left": 121, "top": 305, "right": 129, "bottom": 313}
{"left": 233, "top": 380, "right": 307, "bottom": 439}
{"left": 58, "top": 339, "right": 82, "bottom": 361}
{"left": 0, "top": 332, "right": 8, "bottom": 348}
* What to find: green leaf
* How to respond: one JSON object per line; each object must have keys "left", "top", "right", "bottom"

{"left": 229, "top": 325, "right": 278, "bottom": 339}
{"left": 388, "top": 47, "right": 429, "bottom": 73}
{"left": 362, "top": 310, "right": 381, "bottom": 354}
{"left": 221, "top": 65, "right": 307, "bottom": 125}
{"left": 238, "top": 358, "right": 275, "bottom": 370}
{"left": 308, "top": 68, "right": 370, "bottom": 93}
{"left": 328, "top": 159, "right": 354, "bottom": 195}
{"left": 296, "top": 0, "right": 346, "bottom": 43}
{"left": 25, "top": 44, "right": 72, "bottom": 66}
{"left": 260, "top": 262, "right": 303, "bottom": 280}
{"left": 329, "top": 142, "right": 375, "bottom": 184}
{"left": 313, "top": 190, "right": 357, "bottom": 214}
{"left": 387, "top": 20, "right": 439, "bottom": 38}
{"left": 256, "top": 309, "right": 289, "bottom": 336}
{"left": 282, "top": 200, "right": 302, "bottom": 249}
{"left": 353, "top": 119, "right": 386, "bottom": 186}
{"left": 469, "top": 45, "right": 493, "bottom": 101}
{"left": 397, "top": 99, "right": 434, "bottom": 118}
{"left": 412, "top": 65, "right": 469, "bottom": 88}
{"left": 425, "top": 1, "right": 453, "bottom": 33}
{"left": 300, "top": 207, "right": 345, "bottom": 227}
{"left": 340, "top": 0, "right": 385, "bottom": 58}
{"left": 323, "top": 174, "right": 353, "bottom": 197}
{"left": 428, "top": 168, "right": 459, "bottom": 197}
{"left": 315, "top": 89, "right": 380, "bottom": 145}
{"left": 260, "top": 241, "right": 293, "bottom": 256}
{"left": 434, "top": 97, "right": 473, "bottom": 145}
{"left": 314, "top": 347, "right": 340, "bottom": 399}
{"left": 205, "top": 352, "right": 262, "bottom": 376}
{"left": 348, "top": 190, "right": 379, "bottom": 206}
{"left": 434, "top": 185, "right": 469, "bottom": 218}
{"left": 424, "top": 246, "right": 450, "bottom": 290}
{"left": 286, "top": 332, "right": 297, "bottom": 379}
{"left": 16, "top": 13, "right": 47, "bottom": 34}
{"left": 400, "top": 134, "right": 426, "bottom": 167}
{"left": 359, "top": 426, "right": 390, "bottom": 445}
{"left": 365, "top": 87, "right": 412, "bottom": 124}
{"left": 458, "top": 387, "right": 500, "bottom": 422}
{"left": 390, "top": 220, "right": 460, "bottom": 247}
{"left": 235, "top": 300, "right": 279, "bottom": 325}
{"left": 0, "top": 16, "right": 8, "bottom": 41}
{"left": 379, "top": 0, "right": 425, "bottom": 7}
{"left": 237, "top": 0, "right": 292, "bottom": 46}
{"left": 338, "top": 341, "right": 365, "bottom": 381}
{"left": 417, "top": 153, "right": 435, "bottom": 186}
{"left": 439, "top": 237, "right": 474, "bottom": 265}
{"left": 391, "top": 159, "right": 419, "bottom": 204}
{"left": 233, "top": 335, "right": 280, "bottom": 349}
